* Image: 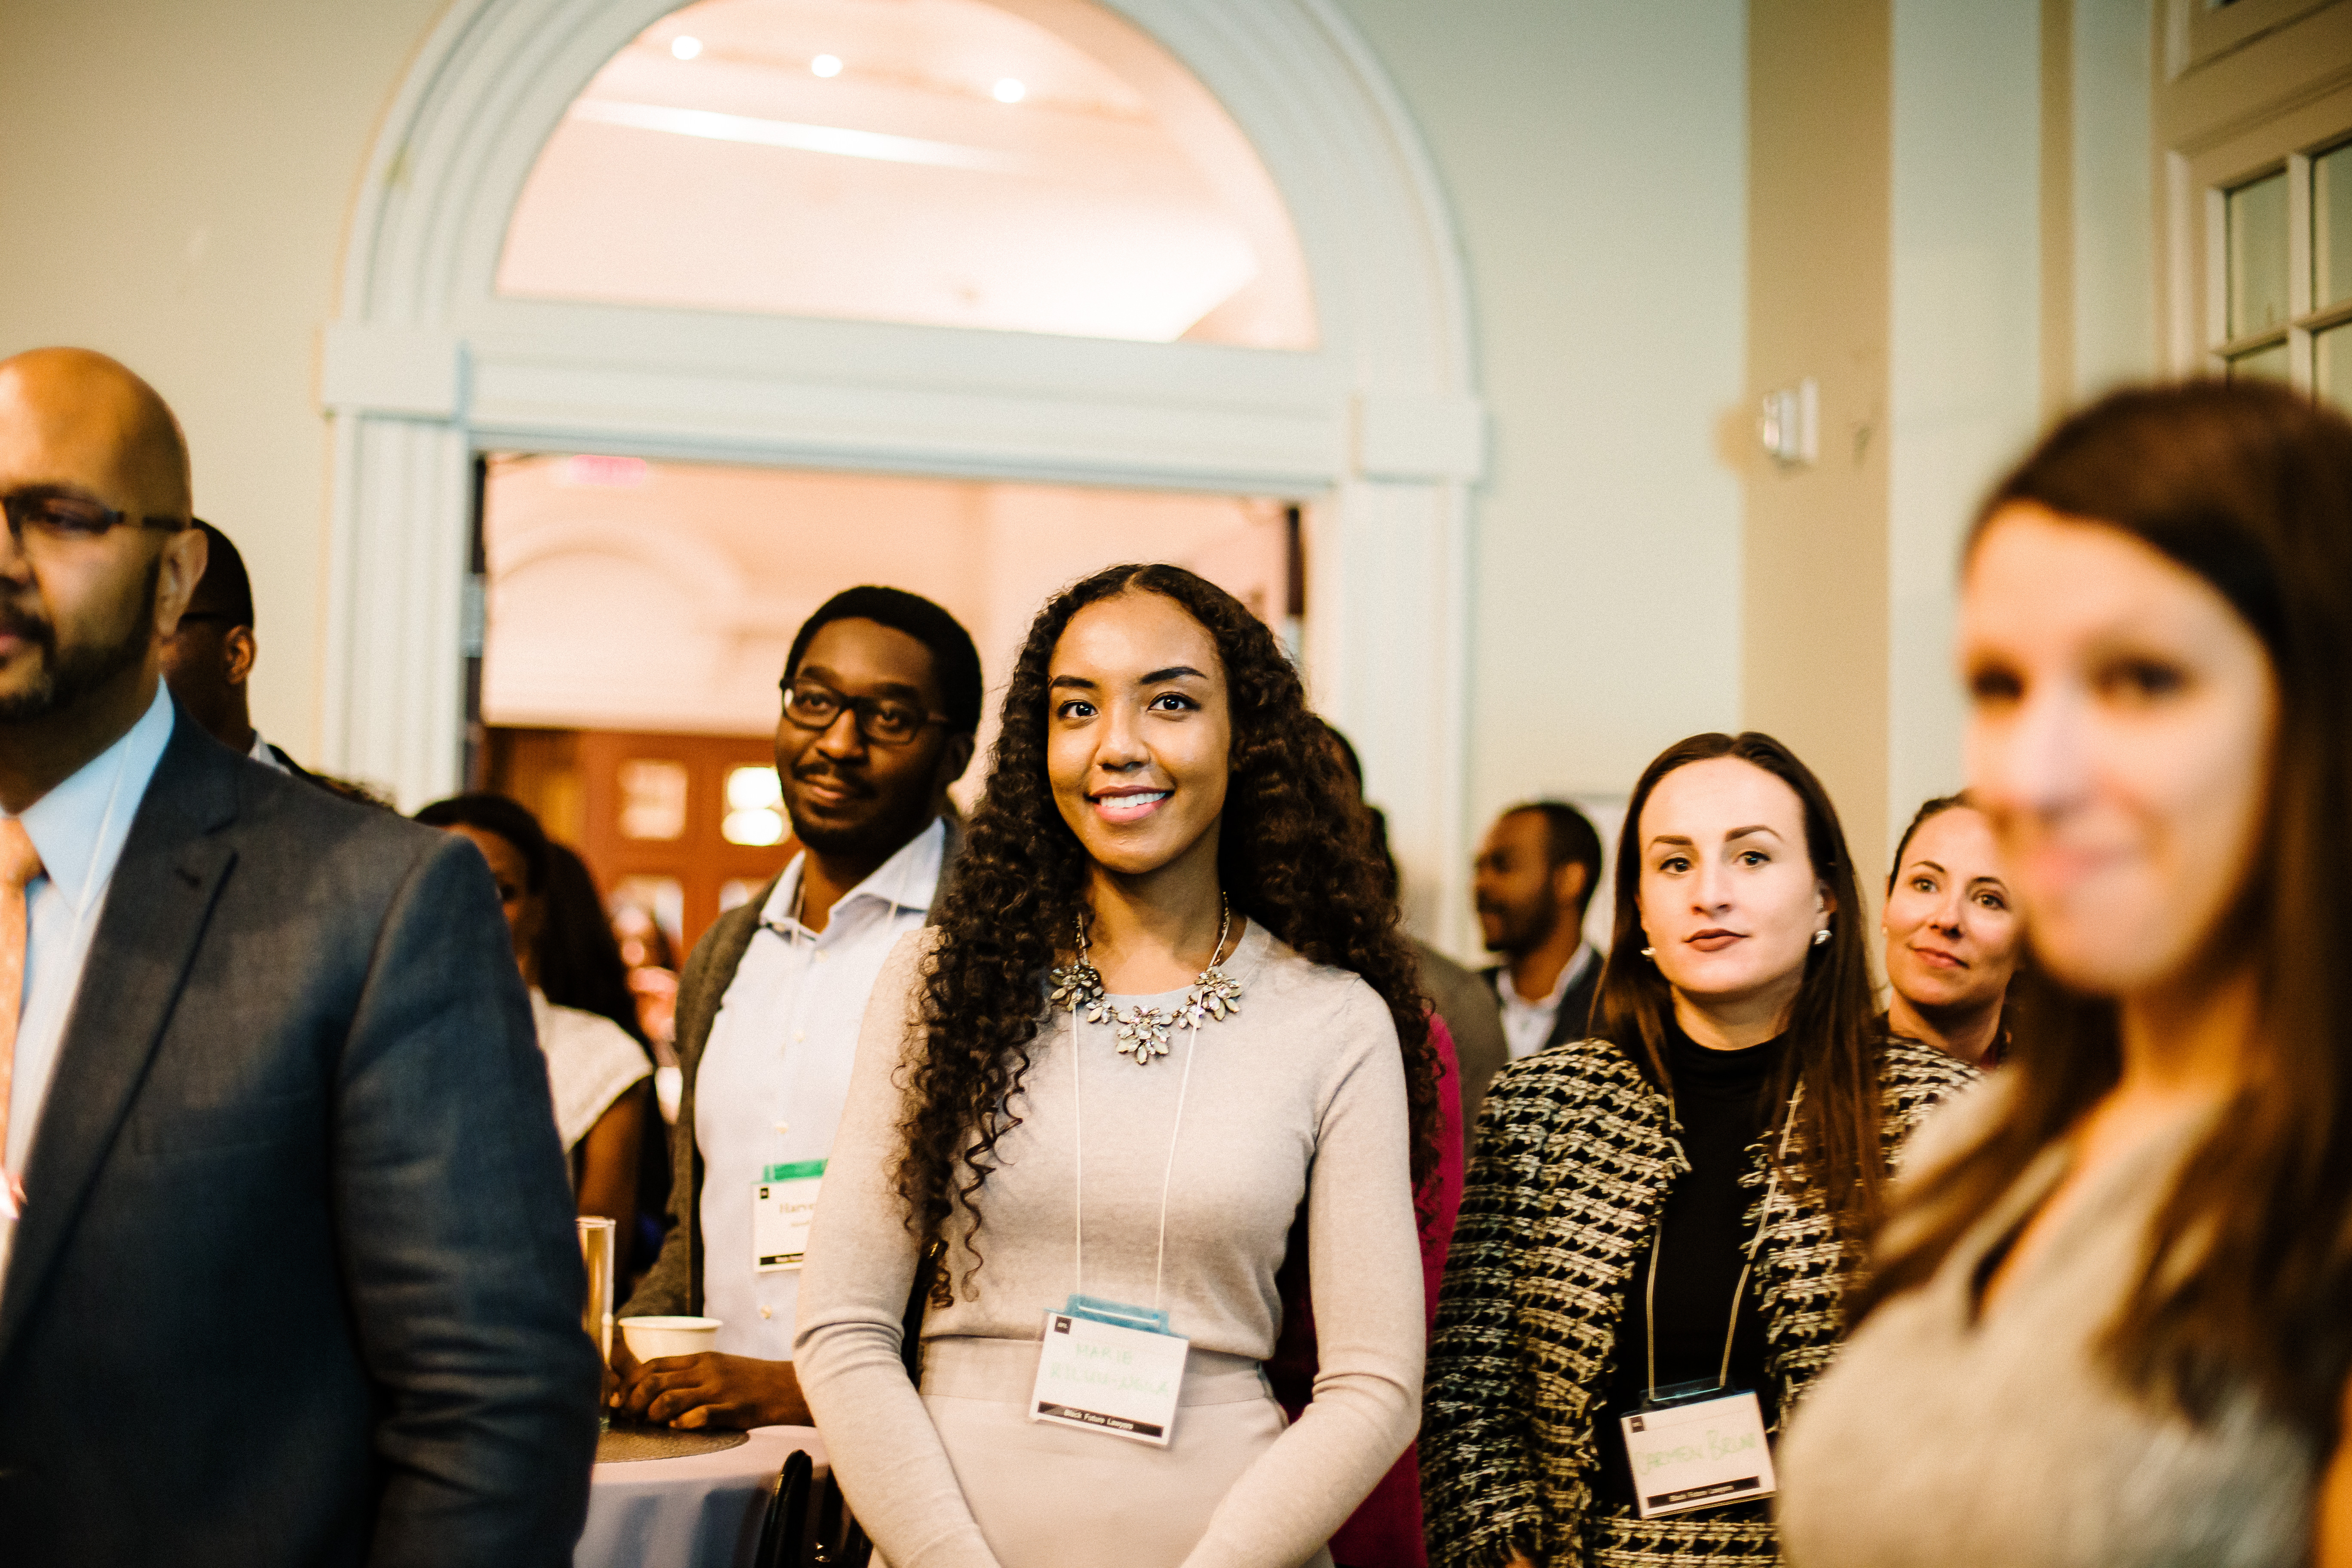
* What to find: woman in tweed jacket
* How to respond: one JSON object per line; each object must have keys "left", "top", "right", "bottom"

{"left": 1422, "top": 733, "right": 1975, "bottom": 1568}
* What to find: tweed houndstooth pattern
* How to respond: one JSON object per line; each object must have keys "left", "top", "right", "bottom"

{"left": 1421, "top": 1034, "right": 1976, "bottom": 1568}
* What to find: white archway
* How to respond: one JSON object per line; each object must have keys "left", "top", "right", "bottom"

{"left": 321, "top": 0, "right": 1484, "bottom": 943}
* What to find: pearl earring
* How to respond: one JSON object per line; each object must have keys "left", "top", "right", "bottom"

{"left": 1812, "top": 928, "right": 1831, "bottom": 946}
{"left": 1640, "top": 946, "right": 1655, "bottom": 959}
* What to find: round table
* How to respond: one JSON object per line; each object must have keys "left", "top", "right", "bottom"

{"left": 577, "top": 1424, "right": 829, "bottom": 1568}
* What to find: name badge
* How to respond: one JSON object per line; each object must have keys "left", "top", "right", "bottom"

{"left": 751, "top": 1159, "right": 825, "bottom": 1272}
{"left": 1619, "top": 1387, "right": 1776, "bottom": 1518}
{"left": 1029, "top": 1310, "right": 1189, "bottom": 1446}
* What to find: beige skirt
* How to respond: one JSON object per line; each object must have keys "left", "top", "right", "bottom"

{"left": 905, "top": 1336, "right": 1334, "bottom": 1568}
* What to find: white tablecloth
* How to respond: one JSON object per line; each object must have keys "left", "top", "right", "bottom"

{"left": 577, "top": 1425, "right": 829, "bottom": 1568}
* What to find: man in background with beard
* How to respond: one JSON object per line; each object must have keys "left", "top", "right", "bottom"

{"left": 1468, "top": 800, "right": 1605, "bottom": 1121}
{"left": 0, "top": 348, "right": 596, "bottom": 1564}
{"left": 613, "top": 587, "right": 976, "bottom": 1429}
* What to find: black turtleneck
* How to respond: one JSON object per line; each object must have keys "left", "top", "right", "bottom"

{"left": 1592, "top": 1017, "right": 1789, "bottom": 1510}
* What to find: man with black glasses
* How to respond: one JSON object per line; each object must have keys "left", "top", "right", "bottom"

{"left": 613, "top": 586, "right": 977, "bottom": 1430}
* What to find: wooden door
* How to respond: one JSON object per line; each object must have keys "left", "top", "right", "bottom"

{"left": 573, "top": 730, "right": 793, "bottom": 959}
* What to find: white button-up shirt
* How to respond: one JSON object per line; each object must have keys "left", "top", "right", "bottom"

{"left": 696, "top": 818, "right": 944, "bottom": 1360}
{"left": 1498, "top": 940, "right": 1597, "bottom": 1062}
{"left": 0, "top": 683, "right": 175, "bottom": 1286}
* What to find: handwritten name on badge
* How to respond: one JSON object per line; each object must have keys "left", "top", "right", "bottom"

{"left": 751, "top": 1159, "right": 825, "bottom": 1272}
{"left": 1633, "top": 1424, "right": 1762, "bottom": 1474}
{"left": 1029, "top": 1311, "right": 1189, "bottom": 1447}
{"left": 1619, "top": 1389, "right": 1777, "bottom": 1519}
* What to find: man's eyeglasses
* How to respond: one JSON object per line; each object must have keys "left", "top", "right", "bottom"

{"left": 2, "top": 489, "right": 189, "bottom": 550}
{"left": 779, "top": 679, "right": 952, "bottom": 747}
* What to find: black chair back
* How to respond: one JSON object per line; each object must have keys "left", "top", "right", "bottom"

{"left": 753, "top": 1449, "right": 813, "bottom": 1568}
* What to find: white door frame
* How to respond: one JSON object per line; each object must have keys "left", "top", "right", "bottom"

{"left": 319, "top": 0, "right": 1484, "bottom": 946}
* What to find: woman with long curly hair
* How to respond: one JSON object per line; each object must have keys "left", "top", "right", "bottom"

{"left": 1777, "top": 383, "right": 2352, "bottom": 1566}
{"left": 1422, "top": 732, "right": 1974, "bottom": 1568}
{"left": 796, "top": 564, "right": 1440, "bottom": 1568}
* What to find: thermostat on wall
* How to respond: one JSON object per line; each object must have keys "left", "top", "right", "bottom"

{"left": 1759, "top": 379, "right": 1818, "bottom": 467}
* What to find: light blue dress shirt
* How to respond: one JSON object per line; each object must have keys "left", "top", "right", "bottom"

{"left": 0, "top": 682, "right": 175, "bottom": 1284}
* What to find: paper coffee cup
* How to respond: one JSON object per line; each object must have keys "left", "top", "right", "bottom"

{"left": 619, "top": 1315, "right": 723, "bottom": 1361}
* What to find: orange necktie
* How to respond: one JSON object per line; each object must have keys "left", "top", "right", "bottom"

{"left": 0, "top": 817, "right": 45, "bottom": 1218}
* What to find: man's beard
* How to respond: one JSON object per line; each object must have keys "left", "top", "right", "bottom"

{"left": 1481, "top": 896, "right": 1559, "bottom": 957}
{"left": 787, "top": 764, "right": 931, "bottom": 862}
{"left": 793, "top": 803, "right": 919, "bottom": 860}
{"left": 0, "top": 558, "right": 159, "bottom": 724}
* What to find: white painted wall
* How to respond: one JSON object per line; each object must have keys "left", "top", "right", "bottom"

{"left": 2074, "top": 0, "right": 2158, "bottom": 399}
{"left": 0, "top": 0, "right": 448, "bottom": 763}
{"left": 1332, "top": 0, "right": 1749, "bottom": 922}
{"left": 1886, "top": 0, "right": 2044, "bottom": 857}
{"left": 1883, "top": 0, "right": 2153, "bottom": 870}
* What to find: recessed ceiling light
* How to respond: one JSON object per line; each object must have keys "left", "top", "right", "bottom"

{"left": 670, "top": 35, "right": 702, "bottom": 60}
{"left": 993, "top": 77, "right": 1026, "bottom": 103}
{"left": 811, "top": 54, "right": 842, "bottom": 78}
{"left": 560, "top": 454, "right": 649, "bottom": 488}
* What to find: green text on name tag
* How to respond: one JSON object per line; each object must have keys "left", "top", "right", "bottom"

{"left": 763, "top": 1158, "right": 827, "bottom": 1182}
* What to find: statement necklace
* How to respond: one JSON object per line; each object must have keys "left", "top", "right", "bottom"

{"left": 1048, "top": 897, "right": 1245, "bottom": 1066}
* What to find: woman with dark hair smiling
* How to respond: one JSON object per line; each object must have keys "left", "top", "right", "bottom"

{"left": 794, "top": 564, "right": 1439, "bottom": 1567}
{"left": 1777, "top": 382, "right": 2352, "bottom": 1567}
{"left": 1423, "top": 732, "right": 1972, "bottom": 1568}
{"left": 1880, "top": 794, "right": 2024, "bottom": 1067}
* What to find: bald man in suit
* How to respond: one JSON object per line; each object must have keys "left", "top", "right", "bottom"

{"left": 0, "top": 349, "right": 597, "bottom": 1565}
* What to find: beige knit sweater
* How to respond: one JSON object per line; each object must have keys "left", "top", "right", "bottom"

{"left": 794, "top": 922, "right": 1424, "bottom": 1568}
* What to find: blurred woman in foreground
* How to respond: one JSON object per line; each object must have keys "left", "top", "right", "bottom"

{"left": 1778, "top": 382, "right": 2352, "bottom": 1567}
{"left": 1881, "top": 795, "right": 2023, "bottom": 1067}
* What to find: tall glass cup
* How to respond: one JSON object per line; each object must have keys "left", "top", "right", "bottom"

{"left": 578, "top": 1216, "right": 617, "bottom": 1365}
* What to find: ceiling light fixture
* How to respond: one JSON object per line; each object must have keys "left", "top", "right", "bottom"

{"left": 560, "top": 454, "right": 650, "bottom": 488}
{"left": 572, "top": 98, "right": 1035, "bottom": 173}
{"left": 993, "top": 77, "right": 1026, "bottom": 103}
{"left": 671, "top": 35, "right": 702, "bottom": 59}
{"left": 811, "top": 54, "right": 842, "bottom": 78}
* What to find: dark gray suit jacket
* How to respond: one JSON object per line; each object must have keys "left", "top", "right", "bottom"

{"left": 1413, "top": 940, "right": 1507, "bottom": 1145}
{"left": 623, "top": 816, "right": 961, "bottom": 1321}
{"left": 1467, "top": 952, "right": 1602, "bottom": 1132}
{"left": 0, "top": 711, "right": 600, "bottom": 1566}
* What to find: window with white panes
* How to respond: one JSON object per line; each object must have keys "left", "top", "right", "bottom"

{"left": 2213, "top": 138, "right": 2352, "bottom": 405}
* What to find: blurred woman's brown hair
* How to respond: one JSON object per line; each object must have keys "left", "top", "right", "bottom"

{"left": 1859, "top": 381, "right": 2352, "bottom": 1445}
{"left": 1592, "top": 729, "right": 1888, "bottom": 1248}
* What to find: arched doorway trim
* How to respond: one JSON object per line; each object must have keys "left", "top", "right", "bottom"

{"left": 322, "top": 0, "right": 1484, "bottom": 943}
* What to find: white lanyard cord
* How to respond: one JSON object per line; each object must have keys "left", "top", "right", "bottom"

{"left": 1070, "top": 1004, "right": 1202, "bottom": 1313}
{"left": 1644, "top": 1101, "right": 1798, "bottom": 1401}
{"left": 1152, "top": 1016, "right": 1201, "bottom": 1309}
